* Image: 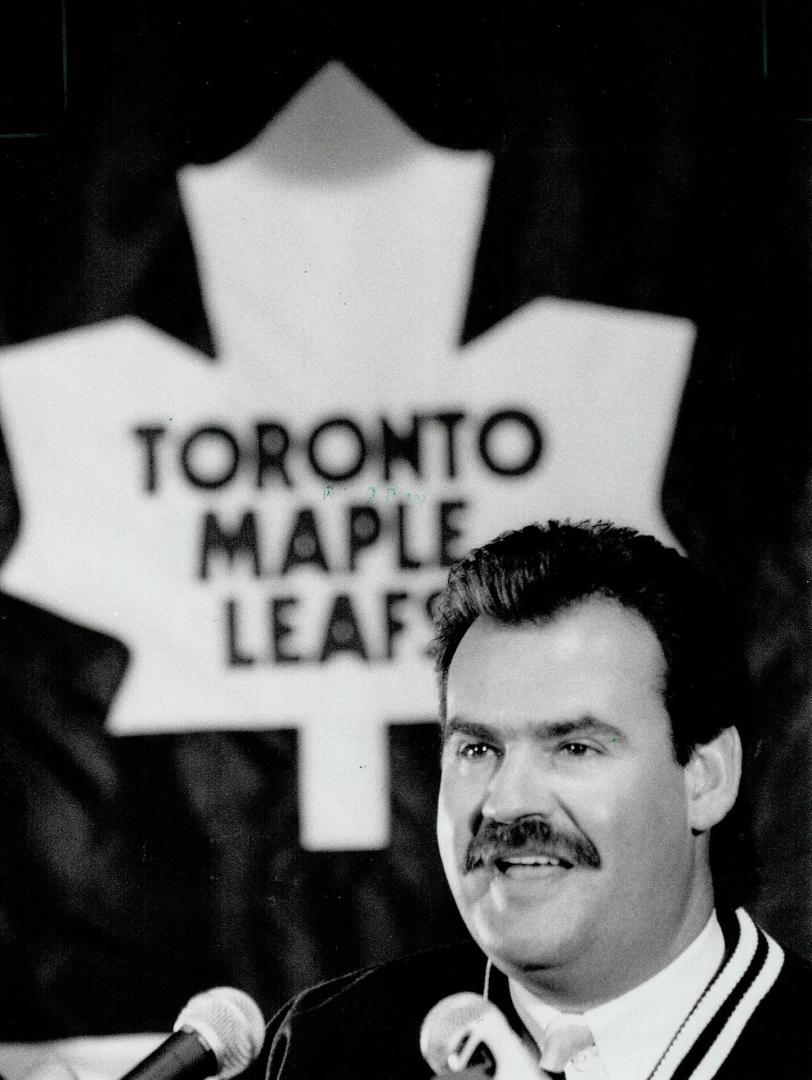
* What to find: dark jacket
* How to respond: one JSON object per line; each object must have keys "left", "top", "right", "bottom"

{"left": 264, "top": 909, "right": 811, "bottom": 1079}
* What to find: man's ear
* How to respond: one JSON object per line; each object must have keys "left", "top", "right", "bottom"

{"left": 684, "top": 727, "right": 742, "bottom": 833}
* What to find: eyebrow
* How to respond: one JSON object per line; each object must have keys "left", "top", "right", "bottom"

{"left": 442, "top": 715, "right": 626, "bottom": 744}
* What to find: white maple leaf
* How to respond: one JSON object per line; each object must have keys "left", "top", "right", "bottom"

{"left": 0, "top": 64, "right": 693, "bottom": 848}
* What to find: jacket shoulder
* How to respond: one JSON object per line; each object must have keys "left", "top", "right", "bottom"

{"left": 264, "top": 941, "right": 484, "bottom": 1080}
{"left": 714, "top": 931, "right": 812, "bottom": 1078}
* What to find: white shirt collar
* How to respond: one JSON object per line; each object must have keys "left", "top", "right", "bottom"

{"left": 509, "top": 911, "right": 725, "bottom": 1080}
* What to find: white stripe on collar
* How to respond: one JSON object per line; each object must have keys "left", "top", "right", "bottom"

{"left": 678, "top": 911, "right": 786, "bottom": 1080}
{"left": 674, "top": 910, "right": 784, "bottom": 1080}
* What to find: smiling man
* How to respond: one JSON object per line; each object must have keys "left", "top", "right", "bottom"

{"left": 265, "top": 521, "right": 810, "bottom": 1079}
{"left": 438, "top": 598, "right": 729, "bottom": 1012}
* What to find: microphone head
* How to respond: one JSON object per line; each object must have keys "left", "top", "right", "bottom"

{"left": 174, "top": 987, "right": 266, "bottom": 1079}
{"left": 419, "top": 992, "right": 492, "bottom": 1075}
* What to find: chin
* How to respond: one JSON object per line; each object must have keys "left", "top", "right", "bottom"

{"left": 482, "top": 936, "right": 564, "bottom": 981}
{"left": 468, "top": 910, "right": 571, "bottom": 976}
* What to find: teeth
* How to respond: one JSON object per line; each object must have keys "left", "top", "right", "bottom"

{"left": 503, "top": 855, "right": 561, "bottom": 867}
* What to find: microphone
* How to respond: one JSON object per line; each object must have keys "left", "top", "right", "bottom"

{"left": 119, "top": 987, "right": 266, "bottom": 1080}
{"left": 420, "top": 993, "right": 539, "bottom": 1079}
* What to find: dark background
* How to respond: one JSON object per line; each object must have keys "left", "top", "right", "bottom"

{"left": 0, "top": 1, "right": 809, "bottom": 1038}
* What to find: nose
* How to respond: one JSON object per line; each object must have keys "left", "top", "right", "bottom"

{"left": 480, "top": 743, "right": 556, "bottom": 823}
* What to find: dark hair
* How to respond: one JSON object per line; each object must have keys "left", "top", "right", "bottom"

{"left": 432, "top": 519, "right": 757, "bottom": 908}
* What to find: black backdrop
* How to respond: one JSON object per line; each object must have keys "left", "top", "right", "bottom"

{"left": 0, "top": 2, "right": 809, "bottom": 1038}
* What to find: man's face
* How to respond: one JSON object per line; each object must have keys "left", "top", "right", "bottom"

{"left": 437, "top": 596, "right": 715, "bottom": 1007}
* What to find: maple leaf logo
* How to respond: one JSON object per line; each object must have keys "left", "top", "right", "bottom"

{"left": 0, "top": 64, "right": 693, "bottom": 848}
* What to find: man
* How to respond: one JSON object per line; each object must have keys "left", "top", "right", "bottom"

{"left": 264, "top": 521, "right": 810, "bottom": 1079}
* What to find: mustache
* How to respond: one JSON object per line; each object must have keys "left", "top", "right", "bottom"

{"left": 465, "top": 816, "right": 601, "bottom": 872}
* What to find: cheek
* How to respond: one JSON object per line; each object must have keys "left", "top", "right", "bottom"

{"left": 436, "top": 774, "right": 460, "bottom": 847}
{"left": 436, "top": 792, "right": 460, "bottom": 893}
{"left": 594, "top": 770, "right": 690, "bottom": 867}
{"left": 436, "top": 770, "right": 476, "bottom": 866}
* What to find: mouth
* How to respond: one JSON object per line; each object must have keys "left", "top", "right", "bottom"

{"left": 464, "top": 817, "right": 601, "bottom": 875}
{"left": 490, "top": 852, "right": 573, "bottom": 875}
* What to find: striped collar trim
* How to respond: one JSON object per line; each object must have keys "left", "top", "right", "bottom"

{"left": 652, "top": 908, "right": 784, "bottom": 1080}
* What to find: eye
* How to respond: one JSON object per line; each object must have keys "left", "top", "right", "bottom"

{"left": 560, "top": 742, "right": 598, "bottom": 757}
{"left": 457, "top": 741, "right": 496, "bottom": 760}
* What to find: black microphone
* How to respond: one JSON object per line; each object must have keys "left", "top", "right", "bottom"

{"left": 427, "top": 1071, "right": 494, "bottom": 1080}
{"left": 420, "top": 993, "right": 539, "bottom": 1079}
{"left": 429, "top": 1071, "right": 493, "bottom": 1080}
{"left": 119, "top": 987, "right": 266, "bottom": 1080}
